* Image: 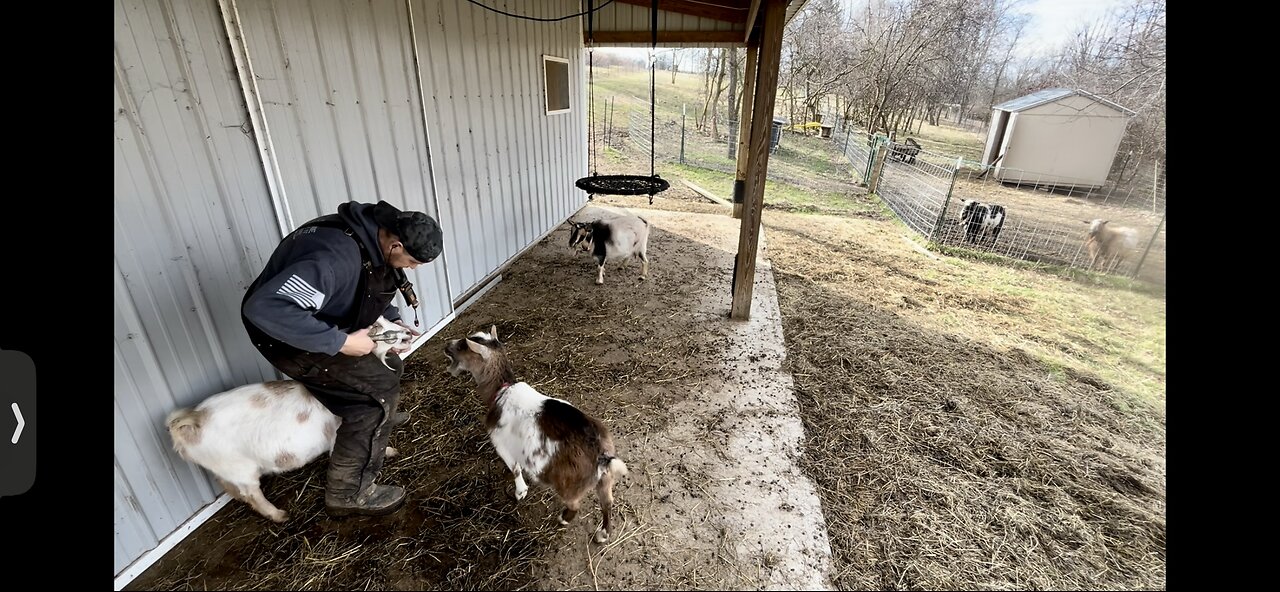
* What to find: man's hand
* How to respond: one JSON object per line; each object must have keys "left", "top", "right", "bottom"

{"left": 340, "top": 326, "right": 376, "bottom": 356}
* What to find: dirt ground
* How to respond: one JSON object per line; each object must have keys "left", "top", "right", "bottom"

{"left": 126, "top": 188, "right": 1163, "bottom": 591}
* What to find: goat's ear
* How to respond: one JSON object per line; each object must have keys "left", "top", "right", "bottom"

{"left": 489, "top": 325, "right": 499, "bottom": 342}
{"left": 462, "top": 338, "right": 491, "bottom": 359}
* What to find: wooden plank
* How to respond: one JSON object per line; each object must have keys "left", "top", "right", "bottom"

{"left": 732, "top": 41, "right": 758, "bottom": 219}
{"left": 681, "top": 179, "right": 731, "bottom": 205}
{"left": 615, "top": 0, "right": 750, "bottom": 24}
{"left": 743, "top": 0, "right": 762, "bottom": 43}
{"left": 730, "top": 0, "right": 786, "bottom": 320}
{"left": 585, "top": 30, "right": 744, "bottom": 45}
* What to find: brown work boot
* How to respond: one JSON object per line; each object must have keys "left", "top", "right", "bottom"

{"left": 325, "top": 483, "right": 406, "bottom": 517}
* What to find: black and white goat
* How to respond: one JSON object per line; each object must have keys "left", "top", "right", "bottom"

{"left": 568, "top": 213, "right": 651, "bottom": 285}
{"left": 958, "top": 199, "right": 1006, "bottom": 247}
{"left": 444, "top": 326, "right": 629, "bottom": 543}
{"left": 1084, "top": 218, "right": 1139, "bottom": 272}
{"left": 166, "top": 381, "right": 398, "bottom": 522}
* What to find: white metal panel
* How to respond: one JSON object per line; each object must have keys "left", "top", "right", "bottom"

{"left": 595, "top": 1, "right": 745, "bottom": 32}
{"left": 411, "top": 0, "right": 588, "bottom": 300}
{"left": 589, "top": 1, "right": 748, "bottom": 47}
{"left": 233, "top": 0, "right": 454, "bottom": 325}
{"left": 114, "top": 0, "right": 282, "bottom": 576}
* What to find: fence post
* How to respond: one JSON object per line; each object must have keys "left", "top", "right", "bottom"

{"left": 1131, "top": 208, "right": 1165, "bottom": 280}
{"left": 607, "top": 96, "right": 615, "bottom": 145}
{"left": 930, "top": 157, "right": 964, "bottom": 243}
{"left": 863, "top": 135, "right": 880, "bottom": 187}
{"left": 680, "top": 103, "right": 687, "bottom": 165}
{"left": 868, "top": 141, "right": 888, "bottom": 194}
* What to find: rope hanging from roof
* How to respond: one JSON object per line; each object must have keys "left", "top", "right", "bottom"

{"left": 577, "top": 0, "right": 669, "bottom": 204}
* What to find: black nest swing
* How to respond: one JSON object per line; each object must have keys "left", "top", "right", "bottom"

{"left": 576, "top": 0, "right": 670, "bottom": 204}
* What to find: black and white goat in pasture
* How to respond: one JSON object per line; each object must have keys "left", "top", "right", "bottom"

{"left": 567, "top": 213, "right": 651, "bottom": 285}
{"left": 1084, "top": 218, "right": 1139, "bottom": 272}
{"left": 444, "top": 326, "right": 629, "bottom": 543}
{"left": 958, "top": 199, "right": 1007, "bottom": 247}
{"left": 166, "top": 381, "right": 399, "bottom": 523}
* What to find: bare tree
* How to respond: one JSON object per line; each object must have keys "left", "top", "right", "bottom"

{"left": 699, "top": 49, "right": 730, "bottom": 139}
{"left": 782, "top": 0, "right": 861, "bottom": 127}
{"left": 1047, "top": 0, "right": 1166, "bottom": 181}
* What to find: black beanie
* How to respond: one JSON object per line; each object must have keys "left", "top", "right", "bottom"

{"left": 371, "top": 201, "right": 444, "bottom": 263}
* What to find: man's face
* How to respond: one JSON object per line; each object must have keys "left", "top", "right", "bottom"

{"left": 389, "top": 243, "right": 431, "bottom": 270}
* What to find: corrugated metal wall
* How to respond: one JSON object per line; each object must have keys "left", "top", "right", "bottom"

{"left": 115, "top": 0, "right": 588, "bottom": 581}
{"left": 591, "top": 2, "right": 745, "bottom": 47}
{"left": 595, "top": 2, "right": 741, "bottom": 32}
{"left": 410, "top": 0, "right": 587, "bottom": 300}
{"left": 230, "top": 0, "right": 455, "bottom": 325}
{"left": 114, "top": 0, "right": 284, "bottom": 575}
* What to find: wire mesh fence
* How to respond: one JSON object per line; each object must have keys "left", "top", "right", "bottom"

{"left": 597, "top": 91, "right": 1166, "bottom": 286}
{"left": 829, "top": 116, "right": 1166, "bottom": 286}
{"left": 611, "top": 94, "right": 832, "bottom": 188}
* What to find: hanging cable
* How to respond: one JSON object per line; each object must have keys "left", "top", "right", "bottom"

{"left": 587, "top": 0, "right": 597, "bottom": 200}
{"left": 573, "top": 0, "right": 670, "bottom": 201}
{"left": 462, "top": 0, "right": 617, "bottom": 22}
{"left": 650, "top": 0, "right": 658, "bottom": 204}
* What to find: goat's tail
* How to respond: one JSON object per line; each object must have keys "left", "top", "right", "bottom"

{"left": 166, "top": 408, "right": 204, "bottom": 457}
{"left": 598, "top": 454, "right": 629, "bottom": 480}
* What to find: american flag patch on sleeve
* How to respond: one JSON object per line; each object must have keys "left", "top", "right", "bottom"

{"left": 277, "top": 274, "right": 326, "bottom": 311}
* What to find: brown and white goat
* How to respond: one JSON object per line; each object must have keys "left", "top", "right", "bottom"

{"left": 166, "top": 380, "right": 398, "bottom": 522}
{"left": 1084, "top": 218, "right": 1139, "bottom": 272}
{"left": 444, "top": 326, "right": 629, "bottom": 543}
{"left": 568, "top": 213, "right": 651, "bottom": 285}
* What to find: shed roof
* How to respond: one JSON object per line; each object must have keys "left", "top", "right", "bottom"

{"left": 994, "top": 88, "right": 1136, "bottom": 116}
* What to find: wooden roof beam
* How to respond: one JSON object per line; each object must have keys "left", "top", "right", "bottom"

{"left": 743, "top": 0, "right": 762, "bottom": 43}
{"left": 584, "top": 30, "right": 745, "bottom": 45}
{"left": 614, "top": 0, "right": 749, "bottom": 24}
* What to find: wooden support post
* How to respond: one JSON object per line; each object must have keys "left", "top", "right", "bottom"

{"left": 732, "top": 42, "right": 758, "bottom": 220}
{"left": 730, "top": 0, "right": 786, "bottom": 321}
{"left": 868, "top": 142, "right": 888, "bottom": 194}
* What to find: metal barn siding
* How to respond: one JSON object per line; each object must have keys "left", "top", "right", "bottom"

{"left": 229, "top": 0, "right": 454, "bottom": 327}
{"left": 593, "top": 2, "right": 745, "bottom": 47}
{"left": 114, "top": 0, "right": 284, "bottom": 576}
{"left": 597, "top": 1, "right": 739, "bottom": 32}
{"left": 115, "top": 1, "right": 588, "bottom": 584}
{"left": 410, "top": 0, "right": 587, "bottom": 301}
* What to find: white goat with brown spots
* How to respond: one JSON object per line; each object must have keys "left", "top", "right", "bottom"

{"left": 166, "top": 380, "right": 398, "bottom": 522}
{"left": 444, "top": 326, "right": 629, "bottom": 543}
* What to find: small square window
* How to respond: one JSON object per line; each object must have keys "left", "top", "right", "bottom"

{"left": 543, "top": 55, "right": 571, "bottom": 115}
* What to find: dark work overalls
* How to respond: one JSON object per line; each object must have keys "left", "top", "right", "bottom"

{"left": 241, "top": 214, "right": 404, "bottom": 506}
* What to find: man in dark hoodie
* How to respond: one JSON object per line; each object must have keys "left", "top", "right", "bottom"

{"left": 242, "top": 200, "right": 444, "bottom": 517}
